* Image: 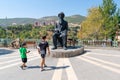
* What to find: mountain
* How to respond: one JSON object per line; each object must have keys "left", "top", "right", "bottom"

{"left": 39, "top": 15, "right": 86, "bottom": 24}
{"left": 39, "top": 16, "right": 58, "bottom": 21}
{"left": 0, "top": 18, "right": 37, "bottom": 27}
{"left": 0, "top": 15, "right": 86, "bottom": 27}
{"left": 66, "top": 15, "right": 86, "bottom": 24}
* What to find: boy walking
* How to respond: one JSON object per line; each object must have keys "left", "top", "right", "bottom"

{"left": 19, "top": 42, "right": 30, "bottom": 70}
{"left": 38, "top": 36, "right": 50, "bottom": 71}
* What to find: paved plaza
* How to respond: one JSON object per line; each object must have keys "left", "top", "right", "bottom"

{"left": 0, "top": 47, "right": 120, "bottom": 80}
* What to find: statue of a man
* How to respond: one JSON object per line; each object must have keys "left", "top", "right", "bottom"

{"left": 52, "top": 12, "right": 68, "bottom": 50}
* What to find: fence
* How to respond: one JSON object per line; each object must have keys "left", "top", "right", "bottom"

{"left": 0, "top": 38, "right": 120, "bottom": 48}
{"left": 0, "top": 39, "right": 13, "bottom": 47}
{"left": 78, "top": 40, "right": 120, "bottom": 47}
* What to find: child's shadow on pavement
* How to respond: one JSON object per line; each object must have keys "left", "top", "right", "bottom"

{"left": 27, "top": 65, "right": 40, "bottom": 69}
{"left": 43, "top": 65, "right": 70, "bottom": 71}
{"left": 27, "top": 65, "right": 69, "bottom": 71}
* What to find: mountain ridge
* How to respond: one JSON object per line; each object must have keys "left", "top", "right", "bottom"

{"left": 0, "top": 14, "right": 86, "bottom": 27}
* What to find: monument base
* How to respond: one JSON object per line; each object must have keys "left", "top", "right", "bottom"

{"left": 50, "top": 46, "right": 84, "bottom": 58}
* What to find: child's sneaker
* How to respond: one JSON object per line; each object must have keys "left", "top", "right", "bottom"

{"left": 44, "top": 64, "right": 47, "bottom": 67}
{"left": 20, "top": 66, "right": 25, "bottom": 70}
{"left": 20, "top": 66, "right": 23, "bottom": 69}
{"left": 41, "top": 69, "right": 45, "bottom": 72}
{"left": 24, "top": 65, "right": 27, "bottom": 67}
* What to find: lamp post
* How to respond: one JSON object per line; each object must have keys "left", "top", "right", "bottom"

{"left": 4, "top": 28, "right": 8, "bottom": 47}
{"left": 118, "top": 23, "right": 120, "bottom": 28}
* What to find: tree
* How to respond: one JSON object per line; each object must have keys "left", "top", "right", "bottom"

{"left": 78, "top": 7, "right": 103, "bottom": 40}
{"left": 0, "top": 27, "right": 6, "bottom": 38}
{"left": 99, "top": 0, "right": 120, "bottom": 40}
{"left": 78, "top": 0, "right": 120, "bottom": 40}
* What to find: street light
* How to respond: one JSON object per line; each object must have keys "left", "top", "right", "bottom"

{"left": 3, "top": 28, "right": 8, "bottom": 47}
{"left": 118, "top": 23, "right": 120, "bottom": 27}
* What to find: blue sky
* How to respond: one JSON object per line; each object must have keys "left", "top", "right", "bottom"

{"left": 0, "top": 0, "right": 120, "bottom": 18}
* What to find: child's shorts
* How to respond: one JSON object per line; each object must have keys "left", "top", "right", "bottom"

{"left": 22, "top": 58, "right": 27, "bottom": 63}
{"left": 41, "top": 54, "right": 46, "bottom": 58}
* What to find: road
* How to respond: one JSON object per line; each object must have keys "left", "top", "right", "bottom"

{"left": 0, "top": 48, "right": 120, "bottom": 80}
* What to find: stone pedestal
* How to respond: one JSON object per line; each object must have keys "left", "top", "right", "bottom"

{"left": 50, "top": 46, "right": 84, "bottom": 58}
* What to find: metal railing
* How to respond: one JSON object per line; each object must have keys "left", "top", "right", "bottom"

{"left": 0, "top": 38, "right": 120, "bottom": 48}
{"left": 78, "top": 40, "right": 120, "bottom": 47}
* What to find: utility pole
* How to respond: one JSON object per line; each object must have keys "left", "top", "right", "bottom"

{"left": 5, "top": 16, "right": 8, "bottom": 47}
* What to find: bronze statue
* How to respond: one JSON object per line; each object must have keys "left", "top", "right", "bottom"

{"left": 52, "top": 12, "right": 68, "bottom": 50}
